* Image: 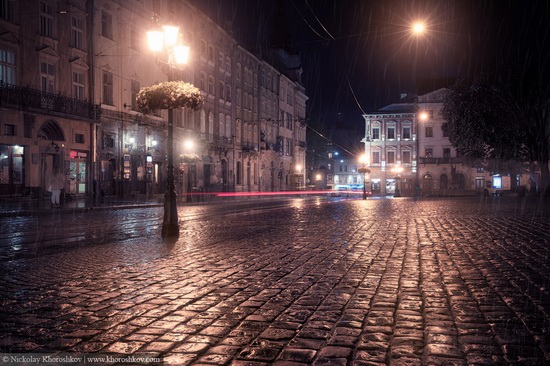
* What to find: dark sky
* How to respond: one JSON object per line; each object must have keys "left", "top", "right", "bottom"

{"left": 190, "top": 0, "right": 550, "bottom": 128}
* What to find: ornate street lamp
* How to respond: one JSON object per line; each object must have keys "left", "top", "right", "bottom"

{"left": 141, "top": 22, "right": 203, "bottom": 237}
{"left": 358, "top": 154, "right": 371, "bottom": 200}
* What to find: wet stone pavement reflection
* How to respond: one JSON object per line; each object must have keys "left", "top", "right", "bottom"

{"left": 0, "top": 197, "right": 549, "bottom": 365}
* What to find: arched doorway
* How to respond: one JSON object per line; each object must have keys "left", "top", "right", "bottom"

{"left": 37, "top": 120, "right": 66, "bottom": 196}
{"left": 422, "top": 173, "right": 433, "bottom": 195}
{"left": 440, "top": 174, "right": 448, "bottom": 190}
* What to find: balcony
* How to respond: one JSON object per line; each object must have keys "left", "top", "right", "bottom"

{"left": 419, "top": 157, "right": 462, "bottom": 165}
{"left": 0, "top": 81, "right": 100, "bottom": 120}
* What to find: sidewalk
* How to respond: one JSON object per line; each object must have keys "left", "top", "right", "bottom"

{"left": 0, "top": 191, "right": 315, "bottom": 218}
{"left": 0, "top": 194, "right": 166, "bottom": 218}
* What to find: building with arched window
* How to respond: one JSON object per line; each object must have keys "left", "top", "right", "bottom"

{"left": 0, "top": 0, "right": 308, "bottom": 199}
{"left": 360, "top": 89, "right": 529, "bottom": 196}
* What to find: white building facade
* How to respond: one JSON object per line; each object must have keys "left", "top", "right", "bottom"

{"left": 357, "top": 88, "right": 527, "bottom": 196}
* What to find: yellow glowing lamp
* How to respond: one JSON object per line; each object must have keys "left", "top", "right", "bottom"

{"left": 147, "top": 30, "right": 164, "bottom": 52}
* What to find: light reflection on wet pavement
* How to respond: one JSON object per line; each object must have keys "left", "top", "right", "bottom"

{"left": 0, "top": 196, "right": 549, "bottom": 365}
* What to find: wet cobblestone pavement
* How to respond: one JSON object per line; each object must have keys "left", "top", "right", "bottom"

{"left": 0, "top": 196, "right": 549, "bottom": 365}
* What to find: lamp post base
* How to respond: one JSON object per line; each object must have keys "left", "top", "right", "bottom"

{"left": 162, "top": 192, "right": 179, "bottom": 237}
{"left": 162, "top": 223, "right": 179, "bottom": 237}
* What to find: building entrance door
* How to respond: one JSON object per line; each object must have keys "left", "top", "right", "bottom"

{"left": 69, "top": 160, "right": 87, "bottom": 195}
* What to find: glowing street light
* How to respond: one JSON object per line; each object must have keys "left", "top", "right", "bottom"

{"left": 147, "top": 23, "right": 190, "bottom": 237}
{"left": 412, "top": 21, "right": 426, "bottom": 35}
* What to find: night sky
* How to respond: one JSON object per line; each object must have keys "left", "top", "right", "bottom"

{"left": 190, "top": 0, "right": 550, "bottom": 128}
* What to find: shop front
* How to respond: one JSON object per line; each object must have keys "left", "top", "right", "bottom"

{"left": 0, "top": 144, "right": 24, "bottom": 196}
{"left": 67, "top": 150, "right": 88, "bottom": 196}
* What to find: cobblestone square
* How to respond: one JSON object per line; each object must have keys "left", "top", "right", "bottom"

{"left": 0, "top": 197, "right": 549, "bottom": 365}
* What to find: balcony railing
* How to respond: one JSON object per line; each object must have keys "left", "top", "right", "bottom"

{"left": 419, "top": 157, "right": 462, "bottom": 165}
{"left": 0, "top": 81, "right": 100, "bottom": 120}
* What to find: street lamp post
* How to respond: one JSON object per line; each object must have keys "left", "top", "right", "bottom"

{"left": 358, "top": 154, "right": 371, "bottom": 200}
{"left": 147, "top": 24, "right": 190, "bottom": 237}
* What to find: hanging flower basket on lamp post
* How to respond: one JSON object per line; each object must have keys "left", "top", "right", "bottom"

{"left": 137, "top": 81, "right": 203, "bottom": 114}
{"left": 137, "top": 79, "right": 203, "bottom": 237}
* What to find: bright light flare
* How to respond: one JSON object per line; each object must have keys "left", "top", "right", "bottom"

{"left": 412, "top": 21, "right": 426, "bottom": 35}
{"left": 419, "top": 111, "right": 429, "bottom": 121}
{"left": 183, "top": 139, "right": 194, "bottom": 152}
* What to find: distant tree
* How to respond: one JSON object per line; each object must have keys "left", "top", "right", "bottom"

{"left": 442, "top": 72, "right": 549, "bottom": 195}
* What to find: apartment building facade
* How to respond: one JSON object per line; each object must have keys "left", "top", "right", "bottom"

{"left": 358, "top": 88, "right": 529, "bottom": 196}
{"left": 0, "top": 0, "right": 308, "bottom": 199}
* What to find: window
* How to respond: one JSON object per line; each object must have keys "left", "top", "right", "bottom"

{"left": 286, "top": 139, "right": 291, "bottom": 156}
{"left": 372, "top": 127, "right": 380, "bottom": 140}
{"left": 387, "top": 151, "right": 395, "bottom": 164}
{"left": 0, "top": 48, "right": 15, "bottom": 84}
{"left": 175, "top": 110, "right": 183, "bottom": 128}
{"left": 199, "top": 72, "right": 206, "bottom": 91}
{"left": 225, "top": 84, "right": 231, "bottom": 102}
{"left": 101, "top": 10, "right": 113, "bottom": 39}
{"left": 207, "top": 45, "right": 214, "bottom": 62}
{"left": 4, "top": 123, "right": 15, "bottom": 136}
{"left": 442, "top": 124, "right": 449, "bottom": 137}
{"left": 372, "top": 151, "right": 380, "bottom": 164}
{"left": 219, "top": 81, "right": 224, "bottom": 100}
{"left": 75, "top": 133, "right": 84, "bottom": 144}
{"left": 425, "top": 126, "right": 433, "bottom": 137}
{"left": 200, "top": 39, "right": 207, "bottom": 57}
{"left": 103, "top": 135, "right": 114, "bottom": 148}
{"left": 225, "top": 56, "right": 231, "bottom": 72}
{"left": 402, "top": 126, "right": 411, "bottom": 139}
{"left": 39, "top": 2, "right": 54, "bottom": 37}
{"left": 131, "top": 80, "right": 140, "bottom": 110}
{"left": 0, "top": 0, "right": 15, "bottom": 22}
{"left": 40, "top": 61, "right": 55, "bottom": 93}
{"left": 102, "top": 71, "right": 113, "bottom": 105}
{"left": 218, "top": 52, "right": 224, "bottom": 69}
{"left": 443, "top": 148, "right": 451, "bottom": 159}
{"left": 402, "top": 151, "right": 411, "bottom": 164}
{"left": 287, "top": 113, "right": 293, "bottom": 130}
{"left": 208, "top": 76, "right": 214, "bottom": 95}
{"left": 130, "top": 28, "right": 140, "bottom": 50}
{"left": 71, "top": 16, "right": 83, "bottom": 49}
{"left": 72, "top": 71, "right": 85, "bottom": 100}
{"left": 425, "top": 148, "right": 433, "bottom": 158}
{"left": 387, "top": 126, "right": 395, "bottom": 139}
